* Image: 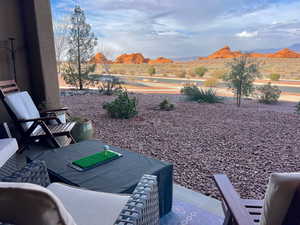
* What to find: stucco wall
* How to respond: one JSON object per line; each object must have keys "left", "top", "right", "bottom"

{"left": 0, "top": 0, "right": 59, "bottom": 123}
{"left": 0, "top": 0, "right": 32, "bottom": 121}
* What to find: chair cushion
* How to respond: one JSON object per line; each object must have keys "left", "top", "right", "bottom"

{"left": 260, "top": 172, "right": 300, "bottom": 225}
{"left": 47, "top": 183, "right": 130, "bottom": 225}
{"left": 0, "top": 138, "right": 18, "bottom": 168}
{"left": 0, "top": 182, "right": 77, "bottom": 225}
{"left": 4, "top": 91, "right": 40, "bottom": 131}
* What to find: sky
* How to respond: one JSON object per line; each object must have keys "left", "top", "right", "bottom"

{"left": 51, "top": 0, "right": 300, "bottom": 59}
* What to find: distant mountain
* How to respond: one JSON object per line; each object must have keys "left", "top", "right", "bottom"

{"left": 250, "top": 43, "right": 300, "bottom": 53}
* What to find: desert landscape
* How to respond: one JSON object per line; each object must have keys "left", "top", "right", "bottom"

{"left": 87, "top": 46, "right": 300, "bottom": 80}
{"left": 59, "top": 46, "right": 300, "bottom": 102}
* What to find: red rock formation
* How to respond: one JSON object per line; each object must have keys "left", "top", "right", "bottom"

{"left": 90, "top": 53, "right": 112, "bottom": 64}
{"left": 148, "top": 57, "right": 173, "bottom": 64}
{"left": 114, "top": 53, "right": 147, "bottom": 64}
{"left": 199, "top": 46, "right": 300, "bottom": 60}
{"left": 268, "top": 48, "right": 300, "bottom": 58}
{"left": 204, "top": 46, "right": 243, "bottom": 59}
{"left": 248, "top": 52, "right": 267, "bottom": 58}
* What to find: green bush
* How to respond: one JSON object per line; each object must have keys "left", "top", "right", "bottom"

{"left": 269, "top": 73, "right": 280, "bottom": 81}
{"left": 148, "top": 66, "right": 156, "bottom": 76}
{"left": 180, "top": 84, "right": 222, "bottom": 103}
{"left": 203, "top": 77, "right": 219, "bottom": 87}
{"left": 103, "top": 91, "right": 138, "bottom": 119}
{"left": 159, "top": 99, "right": 175, "bottom": 111}
{"left": 194, "top": 67, "right": 208, "bottom": 77}
{"left": 256, "top": 82, "right": 281, "bottom": 104}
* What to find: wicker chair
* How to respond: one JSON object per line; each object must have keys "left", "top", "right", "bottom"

{"left": 0, "top": 161, "right": 160, "bottom": 225}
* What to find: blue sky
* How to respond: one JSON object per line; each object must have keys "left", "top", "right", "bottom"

{"left": 51, "top": 0, "right": 300, "bottom": 59}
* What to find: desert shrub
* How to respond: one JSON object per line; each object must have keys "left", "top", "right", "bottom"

{"left": 96, "top": 76, "right": 123, "bottom": 95}
{"left": 159, "top": 99, "right": 175, "bottom": 111}
{"left": 204, "top": 77, "right": 219, "bottom": 87}
{"left": 103, "top": 91, "right": 138, "bottom": 119}
{"left": 256, "top": 82, "right": 281, "bottom": 104}
{"left": 269, "top": 73, "right": 280, "bottom": 81}
{"left": 148, "top": 66, "right": 156, "bottom": 76}
{"left": 212, "top": 70, "right": 226, "bottom": 79}
{"left": 180, "top": 84, "right": 222, "bottom": 103}
{"left": 194, "top": 67, "right": 208, "bottom": 77}
{"left": 178, "top": 70, "right": 186, "bottom": 78}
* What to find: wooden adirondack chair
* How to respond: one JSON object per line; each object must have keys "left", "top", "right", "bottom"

{"left": 214, "top": 174, "right": 300, "bottom": 225}
{"left": 0, "top": 80, "right": 76, "bottom": 148}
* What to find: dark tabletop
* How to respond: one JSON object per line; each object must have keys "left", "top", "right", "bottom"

{"left": 26, "top": 140, "right": 173, "bottom": 216}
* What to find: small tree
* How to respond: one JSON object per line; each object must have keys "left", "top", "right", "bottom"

{"left": 223, "top": 56, "right": 260, "bottom": 107}
{"left": 62, "top": 6, "right": 97, "bottom": 90}
{"left": 194, "top": 67, "right": 208, "bottom": 77}
{"left": 148, "top": 66, "right": 156, "bottom": 76}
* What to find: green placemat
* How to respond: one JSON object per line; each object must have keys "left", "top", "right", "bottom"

{"left": 72, "top": 150, "right": 121, "bottom": 169}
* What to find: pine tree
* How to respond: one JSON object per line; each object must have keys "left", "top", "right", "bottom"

{"left": 62, "top": 6, "right": 97, "bottom": 90}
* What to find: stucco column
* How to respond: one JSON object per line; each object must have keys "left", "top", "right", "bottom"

{"left": 21, "top": 0, "right": 60, "bottom": 108}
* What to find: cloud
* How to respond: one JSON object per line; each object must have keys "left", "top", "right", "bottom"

{"left": 51, "top": 0, "right": 300, "bottom": 58}
{"left": 236, "top": 31, "right": 258, "bottom": 38}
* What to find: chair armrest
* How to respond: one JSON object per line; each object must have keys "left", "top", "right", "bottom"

{"left": 40, "top": 107, "right": 69, "bottom": 114}
{"left": 115, "top": 175, "right": 159, "bottom": 225}
{"left": 18, "top": 116, "right": 60, "bottom": 123}
{"left": 213, "top": 174, "right": 254, "bottom": 225}
{"left": 1, "top": 160, "right": 51, "bottom": 187}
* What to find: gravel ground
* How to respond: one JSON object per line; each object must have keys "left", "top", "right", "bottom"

{"left": 61, "top": 94, "right": 300, "bottom": 199}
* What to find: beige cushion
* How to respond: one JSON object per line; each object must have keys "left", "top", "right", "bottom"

{"left": 260, "top": 172, "right": 300, "bottom": 225}
{"left": 48, "top": 183, "right": 130, "bottom": 225}
{"left": 0, "top": 182, "right": 77, "bottom": 225}
{"left": 4, "top": 91, "right": 40, "bottom": 131}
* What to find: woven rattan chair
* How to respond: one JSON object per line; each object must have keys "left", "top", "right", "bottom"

{"left": 0, "top": 161, "right": 160, "bottom": 225}
{"left": 0, "top": 80, "right": 76, "bottom": 148}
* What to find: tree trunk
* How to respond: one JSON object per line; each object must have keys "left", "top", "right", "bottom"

{"left": 237, "top": 80, "right": 242, "bottom": 107}
{"left": 76, "top": 17, "right": 82, "bottom": 90}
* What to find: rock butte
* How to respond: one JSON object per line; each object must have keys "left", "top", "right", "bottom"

{"left": 91, "top": 47, "right": 300, "bottom": 65}
{"left": 90, "top": 53, "right": 112, "bottom": 64}
{"left": 148, "top": 57, "right": 174, "bottom": 64}
{"left": 91, "top": 53, "right": 173, "bottom": 64}
{"left": 199, "top": 46, "right": 300, "bottom": 60}
{"left": 114, "top": 53, "right": 148, "bottom": 64}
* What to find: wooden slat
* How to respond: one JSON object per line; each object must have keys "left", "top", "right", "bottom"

{"left": 213, "top": 174, "right": 254, "bottom": 225}
{"left": 2, "top": 86, "right": 19, "bottom": 93}
{"left": 249, "top": 214, "right": 261, "bottom": 223}
{"left": 0, "top": 80, "right": 16, "bottom": 87}
{"left": 241, "top": 199, "right": 263, "bottom": 208}
{"left": 30, "top": 122, "right": 76, "bottom": 137}
{"left": 246, "top": 207, "right": 262, "bottom": 215}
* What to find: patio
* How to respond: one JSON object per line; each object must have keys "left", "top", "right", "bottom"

{"left": 0, "top": 139, "right": 224, "bottom": 225}
{"left": 1, "top": 0, "right": 300, "bottom": 224}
